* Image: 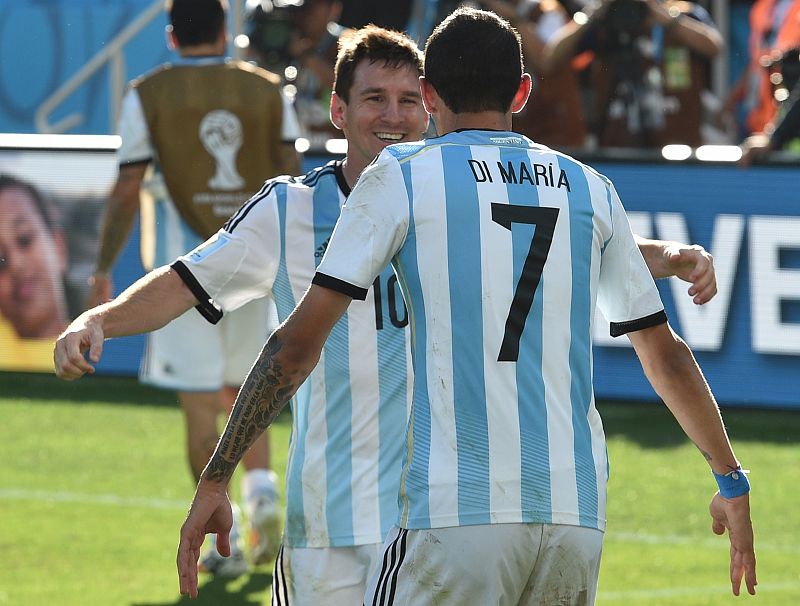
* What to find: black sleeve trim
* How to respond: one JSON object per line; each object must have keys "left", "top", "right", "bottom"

{"left": 333, "top": 160, "right": 351, "bottom": 196}
{"left": 171, "top": 260, "right": 223, "bottom": 325}
{"left": 609, "top": 310, "right": 668, "bottom": 337}
{"left": 119, "top": 157, "right": 151, "bottom": 168}
{"left": 312, "top": 272, "right": 368, "bottom": 300}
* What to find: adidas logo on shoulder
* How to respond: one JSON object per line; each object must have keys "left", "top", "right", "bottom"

{"left": 315, "top": 238, "right": 330, "bottom": 258}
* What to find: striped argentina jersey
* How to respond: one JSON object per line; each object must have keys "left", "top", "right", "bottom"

{"left": 174, "top": 161, "right": 412, "bottom": 547}
{"left": 314, "top": 131, "right": 666, "bottom": 533}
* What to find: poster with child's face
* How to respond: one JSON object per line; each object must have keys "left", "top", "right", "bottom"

{"left": 0, "top": 137, "right": 117, "bottom": 371}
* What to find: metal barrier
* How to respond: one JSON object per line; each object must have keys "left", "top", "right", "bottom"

{"left": 33, "top": 0, "right": 246, "bottom": 135}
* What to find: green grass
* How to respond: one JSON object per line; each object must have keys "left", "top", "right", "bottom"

{"left": 0, "top": 373, "right": 289, "bottom": 606}
{"left": 596, "top": 402, "right": 800, "bottom": 605}
{"left": 1, "top": 373, "right": 798, "bottom": 605}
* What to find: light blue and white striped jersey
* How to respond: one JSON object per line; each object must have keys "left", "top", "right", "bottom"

{"left": 315, "top": 131, "right": 666, "bottom": 532}
{"left": 174, "top": 161, "right": 413, "bottom": 547}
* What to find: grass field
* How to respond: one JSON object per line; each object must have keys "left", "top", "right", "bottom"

{"left": 1, "top": 372, "right": 798, "bottom": 605}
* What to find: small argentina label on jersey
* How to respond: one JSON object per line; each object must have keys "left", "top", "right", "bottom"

{"left": 188, "top": 232, "right": 230, "bottom": 262}
{"left": 489, "top": 136, "right": 526, "bottom": 146}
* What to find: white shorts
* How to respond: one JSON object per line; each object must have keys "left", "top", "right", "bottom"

{"left": 365, "top": 523, "right": 604, "bottom": 606}
{"left": 140, "top": 296, "right": 278, "bottom": 391}
{"left": 271, "top": 543, "right": 382, "bottom": 606}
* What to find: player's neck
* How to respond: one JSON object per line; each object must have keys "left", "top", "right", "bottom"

{"left": 436, "top": 110, "right": 513, "bottom": 134}
{"left": 179, "top": 42, "right": 226, "bottom": 58}
{"left": 340, "top": 158, "right": 365, "bottom": 189}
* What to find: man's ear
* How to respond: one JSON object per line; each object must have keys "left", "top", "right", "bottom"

{"left": 330, "top": 91, "right": 346, "bottom": 131}
{"left": 419, "top": 76, "right": 438, "bottom": 115}
{"left": 165, "top": 25, "right": 178, "bottom": 51}
{"left": 217, "top": 22, "right": 228, "bottom": 51}
{"left": 511, "top": 73, "right": 532, "bottom": 114}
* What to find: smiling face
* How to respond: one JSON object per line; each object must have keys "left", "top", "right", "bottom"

{"left": 0, "top": 186, "right": 68, "bottom": 338}
{"left": 330, "top": 59, "right": 429, "bottom": 176}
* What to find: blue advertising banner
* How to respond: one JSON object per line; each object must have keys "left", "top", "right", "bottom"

{"left": 592, "top": 161, "right": 799, "bottom": 409}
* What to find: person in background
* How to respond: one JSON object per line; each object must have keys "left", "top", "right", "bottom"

{"left": 57, "top": 21, "right": 719, "bottom": 604}
{"left": 175, "top": 7, "right": 754, "bottom": 604}
{"left": 88, "top": 0, "right": 300, "bottom": 577}
{"left": 545, "top": 0, "right": 723, "bottom": 148}
{"left": 722, "top": 0, "right": 800, "bottom": 142}
{"left": 481, "top": 0, "right": 589, "bottom": 148}
{"left": 0, "top": 174, "right": 69, "bottom": 339}
{"left": 338, "top": 0, "right": 413, "bottom": 31}
{"left": 739, "top": 59, "right": 800, "bottom": 164}
{"left": 245, "top": 0, "right": 345, "bottom": 145}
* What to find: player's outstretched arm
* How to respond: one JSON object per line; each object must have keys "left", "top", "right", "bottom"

{"left": 635, "top": 236, "right": 717, "bottom": 305}
{"left": 177, "top": 284, "right": 352, "bottom": 598}
{"left": 628, "top": 322, "right": 756, "bottom": 596}
{"left": 53, "top": 266, "right": 197, "bottom": 380}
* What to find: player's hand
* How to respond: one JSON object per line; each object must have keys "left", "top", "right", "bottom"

{"left": 177, "top": 481, "right": 233, "bottom": 598}
{"left": 53, "top": 316, "right": 105, "bottom": 380}
{"left": 709, "top": 492, "right": 757, "bottom": 596}
{"left": 87, "top": 272, "right": 114, "bottom": 308}
{"left": 663, "top": 244, "right": 717, "bottom": 305}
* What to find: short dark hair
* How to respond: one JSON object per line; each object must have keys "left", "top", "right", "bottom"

{"left": 333, "top": 25, "right": 424, "bottom": 103}
{"left": 424, "top": 7, "right": 523, "bottom": 113}
{"left": 0, "top": 174, "right": 56, "bottom": 232}
{"left": 167, "top": 0, "right": 226, "bottom": 48}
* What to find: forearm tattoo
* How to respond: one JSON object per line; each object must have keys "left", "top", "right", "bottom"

{"left": 204, "top": 334, "right": 308, "bottom": 484}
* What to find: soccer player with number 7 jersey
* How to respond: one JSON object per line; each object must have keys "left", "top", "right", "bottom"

{"left": 56, "top": 19, "right": 727, "bottom": 606}
{"left": 175, "top": 8, "right": 756, "bottom": 606}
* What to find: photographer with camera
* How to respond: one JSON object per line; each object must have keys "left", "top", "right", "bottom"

{"left": 245, "top": 0, "right": 346, "bottom": 146}
{"left": 722, "top": 0, "right": 800, "bottom": 143}
{"left": 740, "top": 47, "right": 800, "bottom": 165}
{"left": 545, "top": 0, "right": 722, "bottom": 148}
{"left": 479, "top": 0, "right": 588, "bottom": 148}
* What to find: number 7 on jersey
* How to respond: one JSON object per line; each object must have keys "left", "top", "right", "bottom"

{"left": 491, "top": 203, "right": 560, "bottom": 363}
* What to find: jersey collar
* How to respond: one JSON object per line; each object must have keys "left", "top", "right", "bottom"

{"left": 333, "top": 160, "right": 351, "bottom": 196}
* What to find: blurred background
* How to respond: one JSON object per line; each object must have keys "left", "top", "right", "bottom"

{"left": 1, "top": 0, "right": 797, "bottom": 407}
{"left": 0, "top": 0, "right": 796, "bottom": 150}
{"left": 0, "top": 1, "right": 798, "bottom": 604}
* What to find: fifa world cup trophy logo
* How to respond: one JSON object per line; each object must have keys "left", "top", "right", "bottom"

{"left": 199, "top": 109, "right": 246, "bottom": 190}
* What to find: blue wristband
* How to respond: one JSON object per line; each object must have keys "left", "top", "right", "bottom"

{"left": 713, "top": 467, "right": 750, "bottom": 498}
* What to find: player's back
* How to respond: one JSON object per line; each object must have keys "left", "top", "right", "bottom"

{"left": 134, "top": 58, "right": 286, "bottom": 239}
{"left": 384, "top": 129, "right": 616, "bottom": 532}
{"left": 316, "top": 127, "right": 663, "bottom": 535}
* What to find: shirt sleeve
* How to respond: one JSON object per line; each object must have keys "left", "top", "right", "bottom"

{"left": 280, "top": 90, "right": 302, "bottom": 143}
{"left": 314, "top": 151, "right": 410, "bottom": 299}
{"left": 173, "top": 183, "right": 283, "bottom": 322}
{"left": 596, "top": 182, "right": 667, "bottom": 337}
{"left": 116, "top": 87, "right": 152, "bottom": 166}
